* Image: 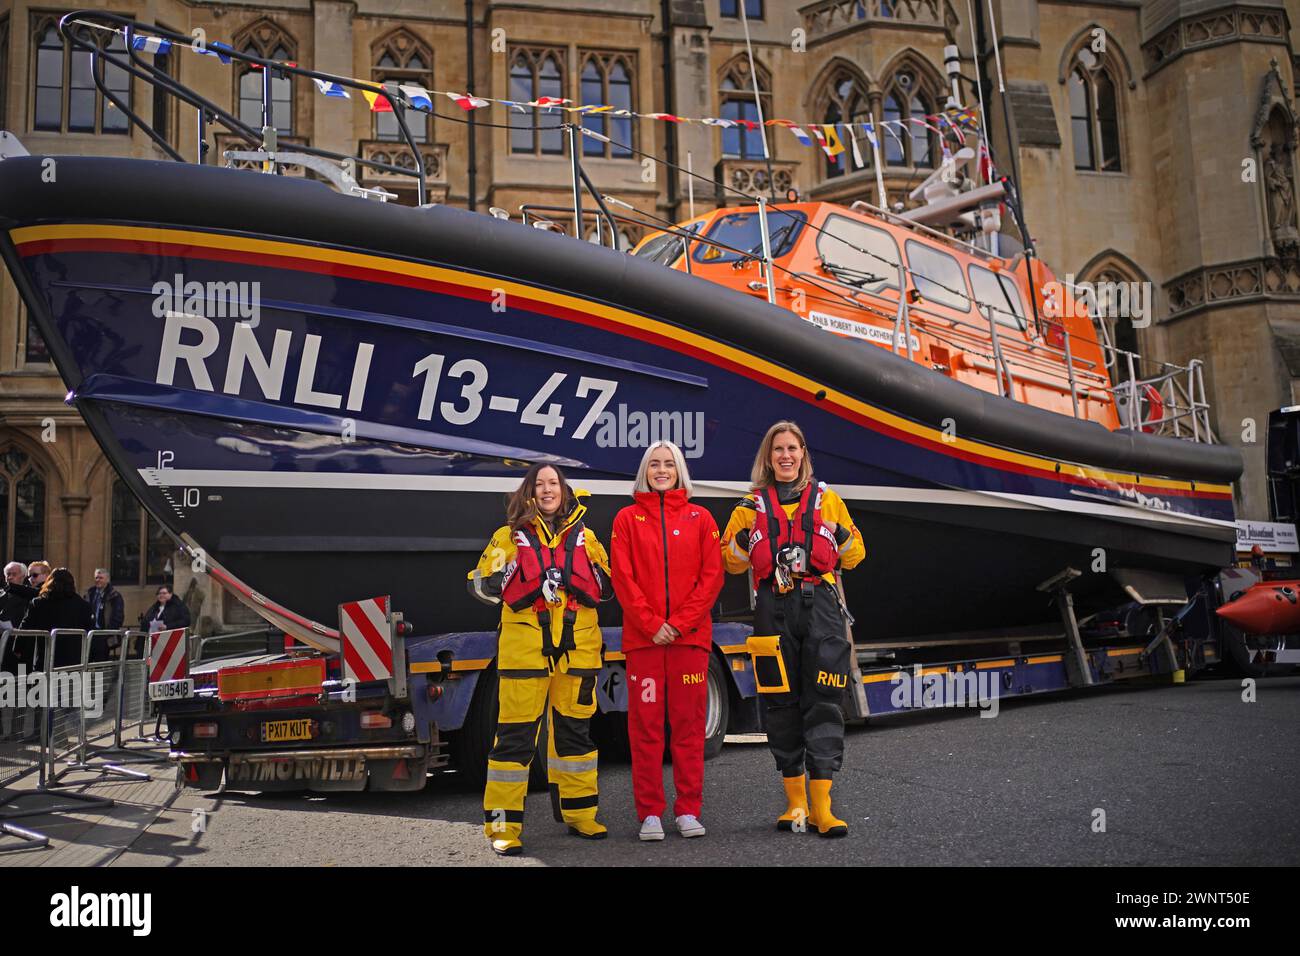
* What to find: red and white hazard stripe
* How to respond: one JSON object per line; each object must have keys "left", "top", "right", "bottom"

{"left": 149, "top": 628, "right": 188, "bottom": 683}
{"left": 339, "top": 595, "right": 393, "bottom": 683}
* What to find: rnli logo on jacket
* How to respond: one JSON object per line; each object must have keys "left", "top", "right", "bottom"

{"left": 816, "top": 671, "right": 847, "bottom": 688}
{"left": 682, "top": 672, "right": 705, "bottom": 685}
{"left": 634, "top": 514, "right": 646, "bottom": 521}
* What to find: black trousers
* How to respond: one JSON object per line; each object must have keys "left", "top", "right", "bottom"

{"left": 755, "top": 581, "right": 850, "bottom": 780}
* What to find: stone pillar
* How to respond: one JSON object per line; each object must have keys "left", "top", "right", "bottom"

{"left": 664, "top": 1, "right": 711, "bottom": 220}
{"left": 312, "top": 0, "right": 357, "bottom": 156}
{"left": 61, "top": 495, "right": 90, "bottom": 586}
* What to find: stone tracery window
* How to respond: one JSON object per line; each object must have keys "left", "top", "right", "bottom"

{"left": 373, "top": 29, "right": 433, "bottom": 144}
{"left": 234, "top": 18, "right": 296, "bottom": 136}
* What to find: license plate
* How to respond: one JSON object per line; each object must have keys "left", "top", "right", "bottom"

{"left": 261, "top": 718, "right": 315, "bottom": 743}
{"left": 148, "top": 678, "right": 194, "bottom": 701}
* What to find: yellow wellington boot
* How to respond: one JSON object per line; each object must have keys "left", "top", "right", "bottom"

{"left": 776, "top": 775, "right": 809, "bottom": 832}
{"left": 489, "top": 833, "right": 523, "bottom": 856}
{"left": 566, "top": 818, "right": 608, "bottom": 839}
{"left": 807, "top": 778, "right": 848, "bottom": 838}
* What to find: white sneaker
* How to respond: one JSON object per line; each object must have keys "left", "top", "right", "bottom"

{"left": 675, "top": 814, "right": 706, "bottom": 838}
{"left": 640, "top": 815, "right": 666, "bottom": 841}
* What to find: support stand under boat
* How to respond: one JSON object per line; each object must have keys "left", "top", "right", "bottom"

{"left": 1037, "top": 567, "right": 1095, "bottom": 688}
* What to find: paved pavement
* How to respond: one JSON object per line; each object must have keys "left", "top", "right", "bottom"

{"left": 5, "top": 673, "right": 1298, "bottom": 867}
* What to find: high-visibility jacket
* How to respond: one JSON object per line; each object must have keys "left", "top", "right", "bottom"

{"left": 610, "top": 488, "right": 725, "bottom": 653}
{"left": 468, "top": 490, "right": 611, "bottom": 674}
{"left": 722, "top": 482, "right": 865, "bottom": 584}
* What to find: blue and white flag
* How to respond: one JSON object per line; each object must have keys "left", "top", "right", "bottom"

{"left": 862, "top": 119, "right": 878, "bottom": 147}
{"left": 401, "top": 85, "right": 435, "bottom": 110}
{"left": 131, "top": 35, "right": 171, "bottom": 56}
{"left": 313, "top": 78, "right": 351, "bottom": 99}
{"left": 193, "top": 40, "right": 233, "bottom": 65}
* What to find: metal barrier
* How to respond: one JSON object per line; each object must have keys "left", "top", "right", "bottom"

{"left": 0, "top": 627, "right": 172, "bottom": 851}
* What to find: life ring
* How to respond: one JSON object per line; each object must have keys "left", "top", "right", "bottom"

{"left": 1139, "top": 384, "right": 1164, "bottom": 432}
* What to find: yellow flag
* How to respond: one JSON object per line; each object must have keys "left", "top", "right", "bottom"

{"left": 821, "top": 124, "right": 845, "bottom": 157}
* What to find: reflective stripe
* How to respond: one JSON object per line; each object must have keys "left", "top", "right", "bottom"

{"left": 728, "top": 539, "right": 748, "bottom": 561}
{"left": 548, "top": 755, "right": 598, "bottom": 774}
{"left": 486, "top": 767, "right": 531, "bottom": 783}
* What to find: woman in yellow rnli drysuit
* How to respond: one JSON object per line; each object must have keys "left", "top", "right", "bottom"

{"left": 721, "top": 421, "right": 865, "bottom": 837}
{"left": 467, "top": 463, "right": 612, "bottom": 856}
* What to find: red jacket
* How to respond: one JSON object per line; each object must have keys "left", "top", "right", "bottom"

{"left": 610, "top": 488, "right": 725, "bottom": 653}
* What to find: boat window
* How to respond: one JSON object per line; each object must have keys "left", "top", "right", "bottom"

{"left": 815, "top": 214, "right": 900, "bottom": 295}
{"left": 969, "top": 264, "right": 1027, "bottom": 331}
{"left": 633, "top": 222, "right": 704, "bottom": 266}
{"left": 905, "top": 240, "right": 970, "bottom": 312}
{"left": 693, "top": 211, "right": 807, "bottom": 264}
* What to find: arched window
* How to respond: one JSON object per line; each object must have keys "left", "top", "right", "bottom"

{"left": 881, "top": 68, "right": 935, "bottom": 168}
{"left": 580, "top": 53, "right": 634, "bottom": 159}
{"left": 821, "top": 70, "right": 872, "bottom": 179}
{"left": 233, "top": 20, "right": 296, "bottom": 136}
{"left": 373, "top": 30, "right": 433, "bottom": 144}
{"left": 509, "top": 47, "right": 566, "bottom": 155}
{"left": 32, "top": 15, "right": 130, "bottom": 135}
{"left": 110, "top": 479, "right": 174, "bottom": 588}
{"left": 719, "top": 59, "right": 771, "bottom": 159}
{"left": 0, "top": 447, "right": 45, "bottom": 562}
{"left": 1068, "top": 48, "right": 1121, "bottom": 172}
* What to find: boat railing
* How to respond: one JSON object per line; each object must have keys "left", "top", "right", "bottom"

{"left": 55, "top": 11, "right": 430, "bottom": 202}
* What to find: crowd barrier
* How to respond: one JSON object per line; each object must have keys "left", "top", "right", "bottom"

{"left": 0, "top": 627, "right": 172, "bottom": 851}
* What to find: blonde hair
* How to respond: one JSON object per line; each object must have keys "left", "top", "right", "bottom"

{"left": 750, "top": 421, "right": 814, "bottom": 491}
{"left": 633, "top": 440, "right": 694, "bottom": 497}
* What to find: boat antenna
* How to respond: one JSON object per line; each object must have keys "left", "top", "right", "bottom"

{"left": 964, "top": 0, "right": 991, "bottom": 186}
{"left": 738, "top": 1, "right": 778, "bottom": 201}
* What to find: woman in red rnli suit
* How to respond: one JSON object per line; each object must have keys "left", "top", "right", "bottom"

{"left": 610, "top": 441, "right": 724, "bottom": 842}
{"left": 721, "top": 421, "right": 865, "bottom": 837}
{"left": 467, "top": 463, "right": 613, "bottom": 856}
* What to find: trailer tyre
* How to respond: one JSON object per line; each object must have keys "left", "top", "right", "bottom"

{"left": 452, "top": 664, "right": 550, "bottom": 793}
{"left": 704, "top": 652, "right": 730, "bottom": 761}
{"left": 1221, "top": 624, "right": 1275, "bottom": 679}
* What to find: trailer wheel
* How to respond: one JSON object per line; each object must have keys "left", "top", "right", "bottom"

{"left": 704, "top": 653, "right": 730, "bottom": 761}
{"left": 452, "top": 663, "right": 498, "bottom": 789}
{"left": 1221, "top": 625, "right": 1275, "bottom": 679}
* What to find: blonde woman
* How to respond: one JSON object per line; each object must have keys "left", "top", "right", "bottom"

{"left": 721, "top": 422, "right": 865, "bottom": 837}
{"left": 610, "top": 441, "right": 724, "bottom": 841}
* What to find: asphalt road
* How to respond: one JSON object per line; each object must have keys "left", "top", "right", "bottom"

{"left": 114, "top": 673, "right": 1300, "bottom": 867}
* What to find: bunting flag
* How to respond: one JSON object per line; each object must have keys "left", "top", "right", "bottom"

{"left": 862, "top": 119, "right": 879, "bottom": 147}
{"left": 910, "top": 116, "right": 946, "bottom": 138}
{"left": 576, "top": 104, "right": 613, "bottom": 115}
{"left": 313, "top": 78, "right": 350, "bottom": 98}
{"left": 950, "top": 107, "right": 980, "bottom": 131}
{"left": 359, "top": 87, "right": 393, "bottom": 112}
{"left": 845, "top": 124, "right": 866, "bottom": 169}
{"left": 643, "top": 112, "right": 683, "bottom": 123}
{"left": 786, "top": 125, "right": 813, "bottom": 147}
{"left": 819, "top": 124, "right": 845, "bottom": 158}
{"left": 193, "top": 40, "right": 233, "bottom": 65}
{"left": 702, "top": 117, "right": 736, "bottom": 128}
{"left": 443, "top": 90, "right": 487, "bottom": 111}
{"left": 528, "top": 96, "right": 569, "bottom": 107}
{"left": 131, "top": 34, "right": 171, "bottom": 55}
{"left": 979, "top": 140, "right": 995, "bottom": 183}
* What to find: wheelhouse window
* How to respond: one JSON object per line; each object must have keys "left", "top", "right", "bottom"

{"left": 110, "top": 479, "right": 175, "bottom": 588}
{"left": 32, "top": 15, "right": 131, "bottom": 135}
{"left": 509, "top": 47, "right": 566, "bottom": 155}
{"left": 815, "top": 215, "right": 901, "bottom": 295}
{"left": 969, "top": 264, "right": 1027, "bottom": 330}
{"left": 905, "top": 240, "right": 970, "bottom": 312}
{"left": 693, "top": 211, "right": 807, "bottom": 264}
{"left": 0, "top": 447, "right": 45, "bottom": 562}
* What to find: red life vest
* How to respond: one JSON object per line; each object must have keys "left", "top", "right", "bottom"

{"left": 501, "top": 522, "right": 602, "bottom": 612}
{"left": 749, "top": 479, "right": 840, "bottom": 583}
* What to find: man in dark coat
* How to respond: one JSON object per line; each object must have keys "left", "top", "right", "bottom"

{"left": 1, "top": 560, "right": 40, "bottom": 674}
{"left": 85, "top": 568, "right": 126, "bottom": 662}
{"left": 19, "top": 568, "right": 94, "bottom": 670}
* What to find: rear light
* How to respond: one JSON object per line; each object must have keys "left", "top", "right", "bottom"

{"left": 193, "top": 722, "right": 218, "bottom": 739}
{"left": 360, "top": 712, "right": 392, "bottom": 729}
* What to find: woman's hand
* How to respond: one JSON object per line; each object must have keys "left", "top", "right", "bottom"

{"left": 651, "top": 623, "right": 678, "bottom": 645}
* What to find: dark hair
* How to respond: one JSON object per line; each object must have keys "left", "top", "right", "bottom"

{"left": 505, "top": 463, "right": 576, "bottom": 532}
{"left": 39, "top": 567, "right": 77, "bottom": 600}
{"left": 156, "top": 585, "right": 172, "bottom": 596}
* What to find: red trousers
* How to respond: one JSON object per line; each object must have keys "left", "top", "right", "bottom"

{"left": 626, "top": 644, "right": 708, "bottom": 820}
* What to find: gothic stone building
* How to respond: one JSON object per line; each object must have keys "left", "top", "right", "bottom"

{"left": 0, "top": 0, "right": 1297, "bottom": 626}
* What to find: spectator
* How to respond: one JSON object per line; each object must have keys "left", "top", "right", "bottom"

{"left": 1, "top": 561, "right": 40, "bottom": 674}
{"left": 26, "top": 560, "right": 51, "bottom": 590}
{"left": 19, "top": 568, "right": 94, "bottom": 670}
{"left": 85, "top": 568, "right": 126, "bottom": 662}
{"left": 139, "top": 584, "right": 191, "bottom": 633}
